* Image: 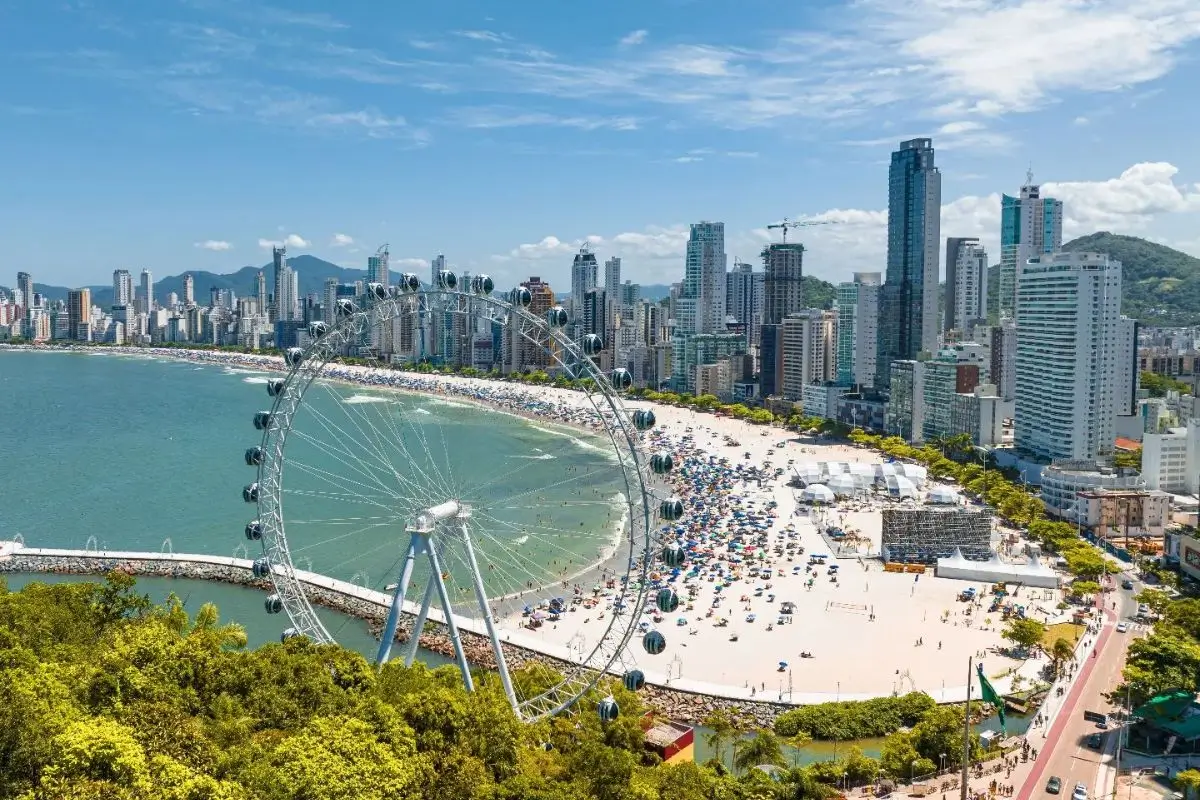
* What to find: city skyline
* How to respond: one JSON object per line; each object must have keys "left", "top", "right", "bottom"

{"left": 3, "top": 2, "right": 1200, "bottom": 288}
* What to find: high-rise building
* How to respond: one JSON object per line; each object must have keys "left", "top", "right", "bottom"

{"left": 16, "top": 272, "right": 34, "bottom": 310}
{"left": 140, "top": 269, "right": 154, "bottom": 314}
{"left": 836, "top": 272, "right": 881, "bottom": 387}
{"left": 255, "top": 271, "right": 267, "bottom": 316}
{"left": 508, "top": 276, "right": 556, "bottom": 373}
{"left": 945, "top": 238, "right": 988, "bottom": 332}
{"left": 877, "top": 138, "right": 941, "bottom": 387}
{"left": 761, "top": 243, "right": 804, "bottom": 326}
{"left": 112, "top": 269, "right": 134, "bottom": 308}
{"left": 183, "top": 274, "right": 195, "bottom": 308}
{"left": 685, "top": 221, "right": 726, "bottom": 335}
{"left": 570, "top": 246, "right": 598, "bottom": 324}
{"left": 270, "top": 247, "right": 288, "bottom": 321}
{"left": 1115, "top": 316, "right": 1139, "bottom": 418}
{"left": 990, "top": 320, "right": 1017, "bottom": 401}
{"left": 1014, "top": 251, "right": 1123, "bottom": 461}
{"left": 780, "top": 309, "right": 838, "bottom": 401}
{"left": 604, "top": 257, "right": 621, "bottom": 299}
{"left": 998, "top": 178, "right": 1063, "bottom": 319}
{"left": 726, "top": 261, "right": 764, "bottom": 347}
{"left": 368, "top": 245, "right": 390, "bottom": 288}
{"left": 67, "top": 288, "right": 92, "bottom": 341}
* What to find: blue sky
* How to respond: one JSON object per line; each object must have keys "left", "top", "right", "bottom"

{"left": 4, "top": 0, "right": 1200, "bottom": 290}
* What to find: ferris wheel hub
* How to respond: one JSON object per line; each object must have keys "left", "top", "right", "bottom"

{"left": 411, "top": 500, "right": 471, "bottom": 532}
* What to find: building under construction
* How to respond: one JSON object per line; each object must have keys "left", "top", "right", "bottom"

{"left": 880, "top": 506, "right": 993, "bottom": 564}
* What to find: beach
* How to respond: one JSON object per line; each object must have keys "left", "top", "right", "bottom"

{"left": 7, "top": 344, "right": 1065, "bottom": 702}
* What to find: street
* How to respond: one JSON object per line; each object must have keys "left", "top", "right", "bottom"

{"left": 1016, "top": 573, "right": 1141, "bottom": 800}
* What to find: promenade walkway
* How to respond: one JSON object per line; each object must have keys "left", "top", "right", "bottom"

{"left": 0, "top": 541, "right": 1040, "bottom": 706}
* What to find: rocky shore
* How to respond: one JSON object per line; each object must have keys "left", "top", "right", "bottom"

{"left": 0, "top": 552, "right": 790, "bottom": 728}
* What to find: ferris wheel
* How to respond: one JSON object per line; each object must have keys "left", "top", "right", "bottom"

{"left": 240, "top": 272, "right": 689, "bottom": 722}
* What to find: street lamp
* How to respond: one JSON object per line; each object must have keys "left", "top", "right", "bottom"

{"left": 843, "top": 772, "right": 850, "bottom": 791}
{"left": 941, "top": 753, "right": 947, "bottom": 773}
{"left": 911, "top": 759, "right": 919, "bottom": 784}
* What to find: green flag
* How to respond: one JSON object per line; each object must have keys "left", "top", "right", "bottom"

{"left": 977, "top": 663, "right": 1006, "bottom": 728}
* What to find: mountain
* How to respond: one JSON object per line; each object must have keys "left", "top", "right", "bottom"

{"left": 1061, "top": 233, "right": 1200, "bottom": 326}
{"left": 1, "top": 255, "right": 397, "bottom": 308}
{"left": 4, "top": 263, "right": 840, "bottom": 312}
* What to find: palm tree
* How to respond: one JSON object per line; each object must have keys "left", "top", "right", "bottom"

{"left": 734, "top": 730, "right": 787, "bottom": 774}
{"left": 786, "top": 730, "right": 813, "bottom": 768}
{"left": 702, "top": 709, "right": 738, "bottom": 769}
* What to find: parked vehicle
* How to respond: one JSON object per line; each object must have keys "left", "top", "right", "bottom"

{"left": 1047, "top": 776, "right": 1063, "bottom": 794}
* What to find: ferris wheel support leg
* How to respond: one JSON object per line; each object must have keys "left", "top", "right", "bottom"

{"left": 376, "top": 533, "right": 422, "bottom": 666}
{"left": 459, "top": 522, "right": 519, "bottom": 712}
{"left": 402, "top": 579, "right": 437, "bottom": 668}
{"left": 426, "top": 541, "right": 475, "bottom": 692}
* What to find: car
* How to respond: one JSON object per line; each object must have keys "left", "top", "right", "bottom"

{"left": 1096, "top": 719, "right": 1109, "bottom": 729}
{"left": 1047, "top": 776, "right": 1063, "bottom": 794}
{"left": 1073, "top": 783, "right": 1089, "bottom": 800}
{"left": 1087, "top": 733, "right": 1103, "bottom": 748}
{"left": 1116, "top": 622, "right": 1129, "bottom": 633}
{"left": 1122, "top": 580, "right": 1134, "bottom": 590}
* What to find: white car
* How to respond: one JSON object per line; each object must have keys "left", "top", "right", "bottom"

{"left": 1116, "top": 622, "right": 1129, "bottom": 633}
{"left": 1073, "top": 783, "right": 1089, "bottom": 800}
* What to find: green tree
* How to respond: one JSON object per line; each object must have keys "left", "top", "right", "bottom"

{"left": 702, "top": 709, "right": 738, "bottom": 768}
{"left": 733, "top": 730, "right": 787, "bottom": 774}
{"left": 1175, "top": 769, "right": 1200, "bottom": 800}
{"left": 1051, "top": 638, "right": 1076, "bottom": 677}
{"left": 1001, "top": 618, "right": 1047, "bottom": 653}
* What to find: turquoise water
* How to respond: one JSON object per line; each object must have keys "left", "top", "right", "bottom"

{"left": 0, "top": 350, "right": 626, "bottom": 602}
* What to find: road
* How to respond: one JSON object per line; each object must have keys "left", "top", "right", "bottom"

{"left": 1016, "top": 573, "right": 1142, "bottom": 800}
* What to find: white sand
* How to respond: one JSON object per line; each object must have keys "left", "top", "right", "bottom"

{"left": 492, "top": 395, "right": 1039, "bottom": 700}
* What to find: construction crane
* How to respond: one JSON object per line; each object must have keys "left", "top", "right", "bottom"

{"left": 766, "top": 217, "right": 842, "bottom": 243}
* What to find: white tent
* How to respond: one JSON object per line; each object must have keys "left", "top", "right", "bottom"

{"left": 875, "top": 463, "right": 901, "bottom": 480}
{"left": 928, "top": 486, "right": 961, "bottom": 505}
{"left": 898, "top": 463, "right": 929, "bottom": 487}
{"left": 793, "top": 463, "right": 822, "bottom": 486}
{"left": 824, "top": 461, "right": 849, "bottom": 478}
{"left": 935, "top": 549, "right": 1061, "bottom": 588}
{"left": 802, "top": 484, "right": 836, "bottom": 504}
{"left": 827, "top": 473, "right": 863, "bottom": 498}
{"left": 884, "top": 474, "right": 919, "bottom": 498}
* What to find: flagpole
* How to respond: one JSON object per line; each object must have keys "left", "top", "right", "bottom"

{"left": 961, "top": 656, "right": 973, "bottom": 800}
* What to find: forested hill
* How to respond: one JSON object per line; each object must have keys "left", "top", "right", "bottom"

{"left": 1063, "top": 232, "right": 1200, "bottom": 326}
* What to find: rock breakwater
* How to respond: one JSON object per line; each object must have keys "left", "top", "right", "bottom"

{"left": 0, "top": 551, "right": 788, "bottom": 728}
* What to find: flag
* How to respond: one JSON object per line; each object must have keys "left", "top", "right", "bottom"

{"left": 977, "top": 663, "right": 1006, "bottom": 728}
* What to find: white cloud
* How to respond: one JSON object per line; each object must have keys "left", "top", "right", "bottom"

{"left": 258, "top": 234, "right": 310, "bottom": 250}
{"left": 465, "top": 0, "right": 1200, "bottom": 133}
{"left": 330, "top": 233, "right": 354, "bottom": 247}
{"left": 194, "top": 239, "right": 232, "bottom": 251}
{"left": 494, "top": 161, "right": 1200, "bottom": 286}
{"left": 455, "top": 30, "right": 504, "bottom": 43}
{"left": 619, "top": 30, "right": 649, "bottom": 47}
{"left": 393, "top": 257, "right": 429, "bottom": 270}
{"left": 1074, "top": 116, "right": 1090, "bottom": 126}
{"left": 445, "top": 106, "right": 638, "bottom": 131}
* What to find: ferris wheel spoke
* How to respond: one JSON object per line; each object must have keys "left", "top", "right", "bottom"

{"left": 289, "top": 518, "right": 401, "bottom": 555}
{"left": 461, "top": 462, "right": 612, "bottom": 511}
{"left": 317, "top": 381, "right": 418, "bottom": 493}
{"left": 293, "top": 405, "right": 404, "bottom": 498}
{"left": 286, "top": 514, "right": 398, "bottom": 524}
{"left": 287, "top": 459, "right": 402, "bottom": 512}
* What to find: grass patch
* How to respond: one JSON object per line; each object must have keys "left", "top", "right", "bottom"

{"left": 1041, "top": 621, "right": 1085, "bottom": 651}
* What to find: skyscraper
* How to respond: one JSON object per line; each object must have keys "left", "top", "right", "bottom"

{"left": 684, "top": 221, "right": 726, "bottom": 335}
{"left": 998, "top": 178, "right": 1063, "bottom": 319}
{"left": 762, "top": 243, "right": 805, "bottom": 326}
{"left": 726, "top": 261, "right": 764, "bottom": 347}
{"left": 183, "top": 274, "right": 195, "bottom": 308}
{"left": 1014, "top": 251, "right": 1122, "bottom": 461}
{"left": 67, "top": 288, "right": 92, "bottom": 341}
{"left": 945, "top": 238, "right": 988, "bottom": 332}
{"left": 255, "top": 271, "right": 267, "bottom": 316}
{"left": 140, "top": 269, "right": 154, "bottom": 314}
{"left": 570, "top": 246, "right": 599, "bottom": 325}
{"left": 836, "top": 272, "right": 880, "bottom": 387}
{"left": 112, "top": 269, "right": 134, "bottom": 308}
{"left": 604, "top": 257, "right": 621, "bottom": 298}
{"left": 16, "top": 272, "right": 34, "bottom": 310}
{"left": 368, "top": 245, "right": 390, "bottom": 288}
{"left": 877, "top": 138, "right": 941, "bottom": 387}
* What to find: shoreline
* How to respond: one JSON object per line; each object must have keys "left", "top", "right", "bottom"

{"left": 0, "top": 546, "right": 795, "bottom": 728}
{"left": 8, "top": 343, "right": 636, "bottom": 599}
{"left": 1, "top": 343, "right": 1051, "bottom": 704}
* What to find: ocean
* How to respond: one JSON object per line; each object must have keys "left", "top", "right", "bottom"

{"left": 0, "top": 349, "right": 627, "bottom": 601}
